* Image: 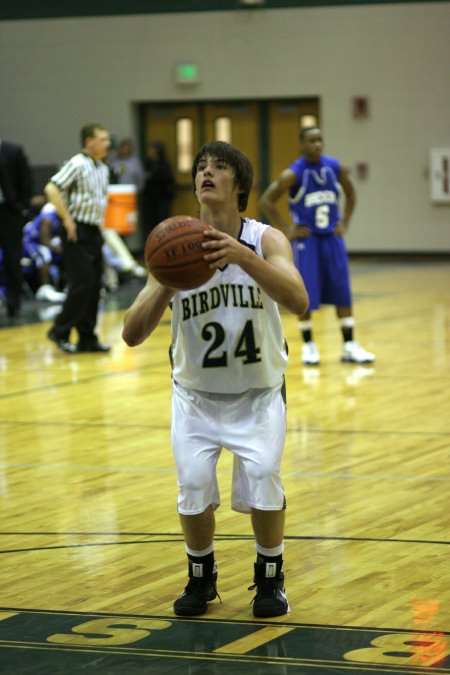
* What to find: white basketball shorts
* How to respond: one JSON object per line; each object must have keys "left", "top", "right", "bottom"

{"left": 171, "top": 379, "right": 287, "bottom": 515}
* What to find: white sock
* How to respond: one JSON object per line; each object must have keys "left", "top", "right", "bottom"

{"left": 255, "top": 542, "right": 285, "bottom": 558}
{"left": 185, "top": 542, "right": 214, "bottom": 558}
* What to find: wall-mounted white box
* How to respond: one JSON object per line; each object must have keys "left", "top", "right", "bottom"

{"left": 430, "top": 148, "right": 450, "bottom": 204}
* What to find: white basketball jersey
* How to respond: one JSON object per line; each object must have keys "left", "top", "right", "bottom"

{"left": 170, "top": 218, "right": 288, "bottom": 394}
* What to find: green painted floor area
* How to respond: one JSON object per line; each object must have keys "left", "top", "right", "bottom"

{"left": 0, "top": 608, "right": 448, "bottom": 674}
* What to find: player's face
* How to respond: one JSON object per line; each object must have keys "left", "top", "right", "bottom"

{"left": 301, "top": 129, "right": 323, "bottom": 162}
{"left": 195, "top": 155, "right": 241, "bottom": 208}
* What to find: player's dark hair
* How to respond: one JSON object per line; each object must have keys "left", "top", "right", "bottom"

{"left": 192, "top": 141, "right": 253, "bottom": 212}
{"left": 299, "top": 126, "right": 320, "bottom": 142}
{"left": 80, "top": 123, "right": 107, "bottom": 147}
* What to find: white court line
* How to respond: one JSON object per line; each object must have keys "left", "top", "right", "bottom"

{"left": 283, "top": 471, "right": 450, "bottom": 482}
{"left": 0, "top": 463, "right": 449, "bottom": 481}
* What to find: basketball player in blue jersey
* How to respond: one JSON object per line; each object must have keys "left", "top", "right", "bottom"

{"left": 123, "top": 141, "right": 308, "bottom": 618}
{"left": 260, "top": 126, "right": 375, "bottom": 366}
{"left": 22, "top": 203, "right": 67, "bottom": 303}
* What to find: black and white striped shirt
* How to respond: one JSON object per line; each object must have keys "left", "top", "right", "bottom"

{"left": 50, "top": 153, "right": 109, "bottom": 226}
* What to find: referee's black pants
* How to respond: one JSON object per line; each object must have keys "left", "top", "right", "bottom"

{"left": 51, "top": 222, "right": 103, "bottom": 345}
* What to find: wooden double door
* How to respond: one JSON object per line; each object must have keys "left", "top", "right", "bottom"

{"left": 142, "top": 98, "right": 319, "bottom": 222}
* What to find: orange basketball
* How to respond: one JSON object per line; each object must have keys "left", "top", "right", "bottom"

{"left": 145, "top": 215, "right": 214, "bottom": 290}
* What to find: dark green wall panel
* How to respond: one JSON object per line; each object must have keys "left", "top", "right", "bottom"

{"left": 1, "top": 0, "right": 447, "bottom": 22}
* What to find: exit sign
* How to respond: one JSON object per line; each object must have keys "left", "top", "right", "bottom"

{"left": 174, "top": 63, "right": 200, "bottom": 85}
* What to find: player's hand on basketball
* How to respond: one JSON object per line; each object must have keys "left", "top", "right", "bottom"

{"left": 202, "top": 228, "right": 250, "bottom": 268}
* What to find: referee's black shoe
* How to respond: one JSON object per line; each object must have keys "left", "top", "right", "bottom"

{"left": 174, "top": 559, "right": 219, "bottom": 616}
{"left": 47, "top": 328, "right": 77, "bottom": 354}
{"left": 76, "top": 340, "right": 111, "bottom": 353}
{"left": 249, "top": 556, "right": 290, "bottom": 617}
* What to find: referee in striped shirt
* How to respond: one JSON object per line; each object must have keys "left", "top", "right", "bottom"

{"left": 44, "top": 123, "right": 111, "bottom": 353}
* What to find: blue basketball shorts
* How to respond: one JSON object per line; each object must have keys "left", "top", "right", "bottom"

{"left": 291, "top": 234, "right": 352, "bottom": 311}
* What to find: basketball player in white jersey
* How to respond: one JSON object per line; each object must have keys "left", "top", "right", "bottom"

{"left": 122, "top": 141, "right": 308, "bottom": 617}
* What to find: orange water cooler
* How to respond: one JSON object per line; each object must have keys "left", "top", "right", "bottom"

{"left": 104, "top": 184, "right": 137, "bottom": 235}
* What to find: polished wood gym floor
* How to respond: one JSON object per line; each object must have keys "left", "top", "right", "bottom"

{"left": 0, "top": 258, "right": 449, "bottom": 674}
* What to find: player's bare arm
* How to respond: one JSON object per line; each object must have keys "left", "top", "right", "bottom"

{"left": 202, "top": 227, "right": 308, "bottom": 315}
{"left": 259, "top": 227, "right": 309, "bottom": 314}
{"left": 335, "top": 166, "right": 356, "bottom": 236}
{"left": 122, "top": 275, "right": 174, "bottom": 347}
{"left": 39, "top": 217, "right": 53, "bottom": 248}
{"left": 259, "top": 169, "right": 310, "bottom": 239}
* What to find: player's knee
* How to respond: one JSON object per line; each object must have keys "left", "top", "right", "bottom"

{"left": 246, "top": 458, "right": 280, "bottom": 484}
{"left": 178, "top": 468, "right": 212, "bottom": 494}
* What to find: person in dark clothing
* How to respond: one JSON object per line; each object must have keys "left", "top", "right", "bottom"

{"left": 141, "top": 141, "right": 175, "bottom": 247}
{"left": 0, "top": 139, "right": 32, "bottom": 317}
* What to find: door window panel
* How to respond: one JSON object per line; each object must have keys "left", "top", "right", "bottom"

{"left": 214, "top": 116, "right": 232, "bottom": 143}
{"left": 176, "top": 118, "right": 193, "bottom": 173}
{"left": 300, "top": 114, "right": 317, "bottom": 129}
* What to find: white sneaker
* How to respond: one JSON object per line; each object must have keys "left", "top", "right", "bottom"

{"left": 35, "top": 284, "right": 67, "bottom": 303}
{"left": 302, "top": 341, "right": 320, "bottom": 365}
{"left": 131, "top": 264, "right": 147, "bottom": 279}
{"left": 341, "top": 341, "right": 375, "bottom": 364}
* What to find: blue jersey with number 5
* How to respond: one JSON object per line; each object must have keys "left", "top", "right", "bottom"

{"left": 288, "top": 155, "right": 342, "bottom": 234}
